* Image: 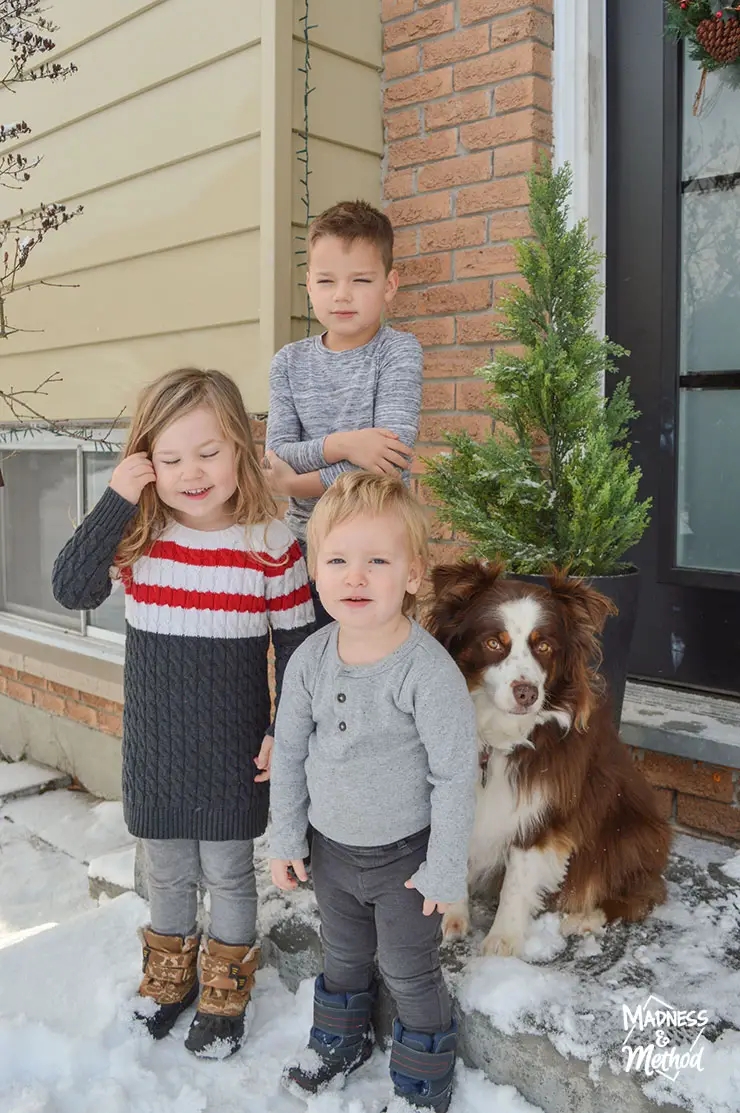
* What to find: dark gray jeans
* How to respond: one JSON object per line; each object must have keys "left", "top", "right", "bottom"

{"left": 311, "top": 827, "right": 451, "bottom": 1034}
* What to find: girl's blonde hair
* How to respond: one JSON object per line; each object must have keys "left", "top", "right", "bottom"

{"left": 115, "top": 367, "right": 276, "bottom": 568}
{"left": 306, "top": 471, "right": 429, "bottom": 616}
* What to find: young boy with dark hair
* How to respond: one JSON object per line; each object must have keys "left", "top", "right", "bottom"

{"left": 264, "top": 199, "right": 423, "bottom": 627}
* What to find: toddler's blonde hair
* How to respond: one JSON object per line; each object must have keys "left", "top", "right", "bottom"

{"left": 306, "top": 471, "right": 428, "bottom": 616}
{"left": 115, "top": 367, "right": 276, "bottom": 569}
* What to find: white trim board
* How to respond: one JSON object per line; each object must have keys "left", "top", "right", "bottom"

{"left": 553, "top": 0, "right": 607, "bottom": 338}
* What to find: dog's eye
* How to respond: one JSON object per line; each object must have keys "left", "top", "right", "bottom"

{"left": 536, "top": 641, "right": 552, "bottom": 654}
{"left": 485, "top": 637, "right": 502, "bottom": 651}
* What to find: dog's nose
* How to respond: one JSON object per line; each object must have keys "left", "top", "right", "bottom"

{"left": 512, "top": 681, "right": 538, "bottom": 708}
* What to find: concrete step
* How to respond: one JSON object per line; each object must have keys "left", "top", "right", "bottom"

{"left": 0, "top": 758, "right": 71, "bottom": 804}
{"left": 254, "top": 832, "right": 740, "bottom": 1113}
{"left": 0, "top": 760, "right": 136, "bottom": 901}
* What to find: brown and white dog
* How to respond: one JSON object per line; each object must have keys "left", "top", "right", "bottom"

{"left": 427, "top": 561, "right": 671, "bottom": 959}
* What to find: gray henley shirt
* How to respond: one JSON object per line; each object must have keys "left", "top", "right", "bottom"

{"left": 269, "top": 620, "right": 478, "bottom": 904}
{"left": 266, "top": 325, "right": 422, "bottom": 540}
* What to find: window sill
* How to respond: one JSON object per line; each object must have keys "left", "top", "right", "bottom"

{"left": 0, "top": 612, "right": 124, "bottom": 664}
{"left": 0, "top": 612, "right": 124, "bottom": 699}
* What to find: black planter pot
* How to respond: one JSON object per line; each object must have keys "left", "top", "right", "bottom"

{"left": 510, "top": 568, "right": 641, "bottom": 728}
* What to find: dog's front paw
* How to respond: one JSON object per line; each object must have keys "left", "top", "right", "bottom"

{"left": 442, "top": 903, "right": 470, "bottom": 942}
{"left": 481, "top": 929, "right": 525, "bottom": 958}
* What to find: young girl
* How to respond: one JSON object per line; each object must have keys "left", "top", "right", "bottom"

{"left": 52, "top": 368, "right": 314, "bottom": 1059}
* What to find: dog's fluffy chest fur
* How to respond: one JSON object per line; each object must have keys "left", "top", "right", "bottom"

{"left": 469, "top": 748, "right": 546, "bottom": 888}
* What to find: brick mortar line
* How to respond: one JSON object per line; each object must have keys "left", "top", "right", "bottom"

{"left": 387, "top": 136, "right": 547, "bottom": 163}
{"left": 396, "top": 271, "right": 525, "bottom": 288}
{"left": 384, "top": 70, "right": 545, "bottom": 94}
{"left": 384, "top": 45, "right": 551, "bottom": 89}
{"left": 386, "top": 109, "right": 551, "bottom": 135}
{"left": 381, "top": 2, "right": 455, "bottom": 27}
{"left": 385, "top": 90, "right": 549, "bottom": 117}
{"left": 381, "top": 4, "right": 552, "bottom": 29}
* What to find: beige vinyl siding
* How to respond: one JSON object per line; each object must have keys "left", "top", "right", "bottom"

{"left": 0, "top": 324, "right": 261, "bottom": 420}
{"left": 0, "top": 0, "right": 261, "bottom": 152}
{"left": 0, "top": 0, "right": 382, "bottom": 420}
{"left": 0, "top": 0, "right": 263, "bottom": 417}
{"left": 8, "top": 141, "right": 260, "bottom": 282}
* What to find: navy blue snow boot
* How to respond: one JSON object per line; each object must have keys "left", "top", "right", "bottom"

{"left": 388, "top": 1018, "right": 458, "bottom": 1111}
{"left": 283, "top": 974, "right": 375, "bottom": 1096}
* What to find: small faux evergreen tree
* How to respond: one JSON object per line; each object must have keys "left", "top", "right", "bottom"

{"left": 424, "top": 159, "right": 651, "bottom": 577}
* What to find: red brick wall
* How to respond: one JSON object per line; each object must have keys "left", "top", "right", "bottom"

{"left": 0, "top": 665, "right": 123, "bottom": 737}
{"left": 628, "top": 747, "right": 740, "bottom": 842}
{"left": 381, "top": 0, "right": 553, "bottom": 562}
{"left": 379, "top": 0, "right": 740, "bottom": 846}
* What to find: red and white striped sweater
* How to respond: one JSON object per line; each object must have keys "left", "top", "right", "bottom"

{"left": 121, "top": 519, "right": 314, "bottom": 639}
{"left": 52, "top": 487, "right": 315, "bottom": 841}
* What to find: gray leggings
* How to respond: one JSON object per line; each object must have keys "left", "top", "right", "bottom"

{"left": 311, "top": 827, "right": 451, "bottom": 1034}
{"left": 143, "top": 838, "right": 257, "bottom": 946}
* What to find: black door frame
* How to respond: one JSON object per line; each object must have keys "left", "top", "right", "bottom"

{"left": 606, "top": 0, "right": 740, "bottom": 695}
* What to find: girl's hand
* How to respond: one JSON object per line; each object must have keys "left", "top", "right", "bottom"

{"left": 254, "top": 735, "right": 274, "bottom": 783}
{"left": 110, "top": 452, "right": 156, "bottom": 505}
{"left": 404, "top": 878, "right": 450, "bottom": 917}
{"left": 271, "top": 858, "right": 308, "bottom": 891}
{"left": 262, "top": 450, "right": 298, "bottom": 496}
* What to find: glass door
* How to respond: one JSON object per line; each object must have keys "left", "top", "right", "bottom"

{"left": 607, "top": 0, "right": 740, "bottom": 695}
{"left": 677, "top": 51, "right": 740, "bottom": 575}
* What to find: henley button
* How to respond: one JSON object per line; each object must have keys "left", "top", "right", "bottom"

{"left": 338, "top": 721, "right": 347, "bottom": 731}
{"left": 337, "top": 692, "right": 346, "bottom": 702}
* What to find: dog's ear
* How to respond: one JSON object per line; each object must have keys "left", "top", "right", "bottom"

{"left": 426, "top": 560, "right": 503, "bottom": 648}
{"left": 546, "top": 569, "right": 617, "bottom": 635}
{"left": 431, "top": 559, "right": 503, "bottom": 604}
{"left": 546, "top": 569, "right": 617, "bottom": 729}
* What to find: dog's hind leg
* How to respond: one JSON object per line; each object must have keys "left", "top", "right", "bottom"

{"left": 601, "top": 874, "right": 667, "bottom": 924}
{"left": 560, "top": 908, "right": 607, "bottom": 937}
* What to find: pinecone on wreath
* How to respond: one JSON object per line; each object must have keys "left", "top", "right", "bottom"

{"left": 696, "top": 11, "right": 740, "bottom": 64}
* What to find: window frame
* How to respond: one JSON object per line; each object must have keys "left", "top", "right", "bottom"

{"left": 0, "top": 426, "right": 127, "bottom": 646}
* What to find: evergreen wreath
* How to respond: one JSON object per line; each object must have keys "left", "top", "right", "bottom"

{"left": 666, "top": 1, "right": 740, "bottom": 111}
{"left": 423, "top": 159, "right": 651, "bottom": 578}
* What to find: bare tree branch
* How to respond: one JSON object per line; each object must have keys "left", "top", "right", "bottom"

{"left": 0, "top": 1, "right": 87, "bottom": 439}
{"left": 0, "top": 374, "right": 124, "bottom": 445}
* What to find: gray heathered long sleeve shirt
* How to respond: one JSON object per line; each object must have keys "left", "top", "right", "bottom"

{"left": 266, "top": 325, "right": 422, "bottom": 540}
{"left": 269, "top": 620, "right": 479, "bottom": 904}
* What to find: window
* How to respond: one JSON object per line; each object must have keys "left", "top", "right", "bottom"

{"left": 676, "top": 48, "right": 740, "bottom": 575}
{"left": 0, "top": 432, "right": 125, "bottom": 640}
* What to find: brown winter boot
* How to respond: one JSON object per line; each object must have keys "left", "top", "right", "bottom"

{"left": 184, "top": 937, "right": 260, "bottom": 1059}
{"left": 134, "top": 928, "right": 200, "bottom": 1040}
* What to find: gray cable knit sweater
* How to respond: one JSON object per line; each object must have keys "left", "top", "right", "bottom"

{"left": 266, "top": 325, "right": 423, "bottom": 540}
{"left": 52, "top": 487, "right": 315, "bottom": 841}
{"left": 269, "top": 620, "right": 479, "bottom": 904}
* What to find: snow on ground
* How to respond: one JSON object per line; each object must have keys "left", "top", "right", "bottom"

{"left": 88, "top": 846, "right": 136, "bottom": 891}
{"left": 2, "top": 789, "right": 132, "bottom": 864}
{"left": 0, "top": 790, "right": 539, "bottom": 1113}
{"left": 444, "top": 833, "right": 740, "bottom": 1113}
{"left": 5, "top": 780, "right": 740, "bottom": 1113}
